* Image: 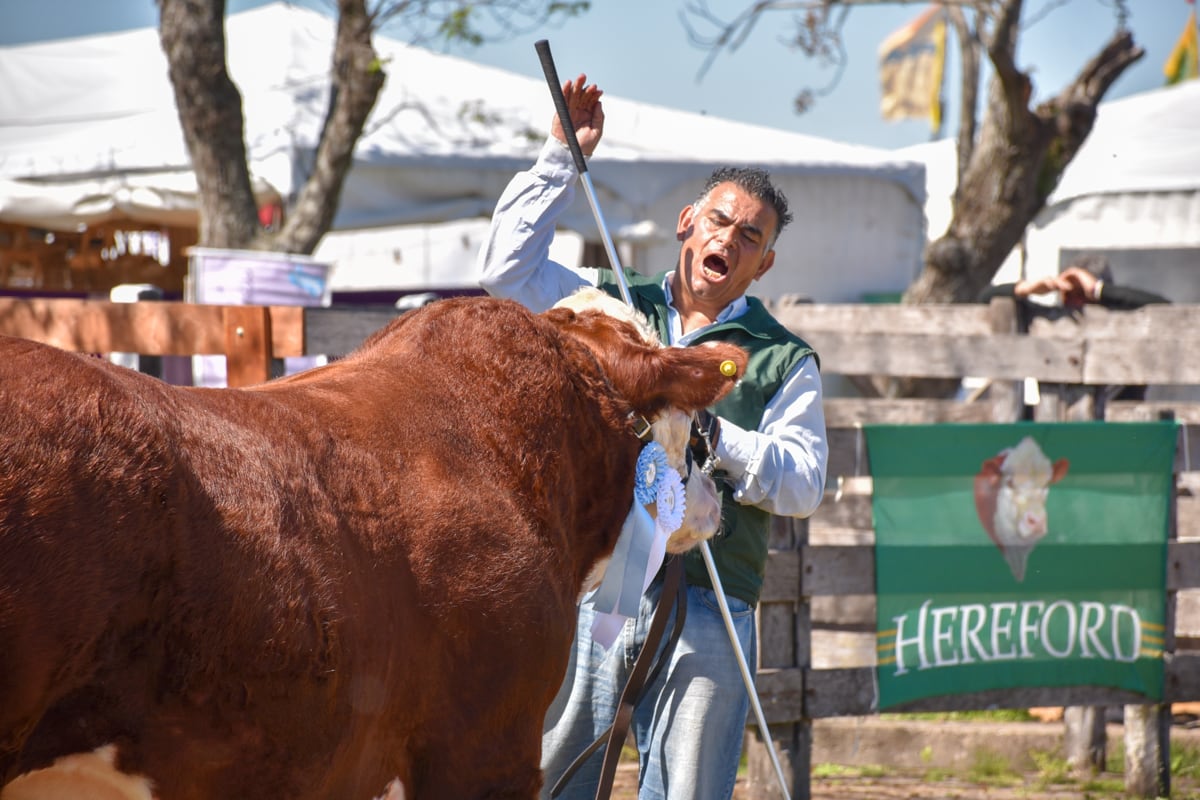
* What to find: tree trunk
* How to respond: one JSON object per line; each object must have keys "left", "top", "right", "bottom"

{"left": 906, "top": 26, "right": 1143, "bottom": 308}
{"left": 893, "top": 22, "right": 1142, "bottom": 398}
{"left": 159, "top": 0, "right": 261, "bottom": 250}
{"left": 158, "top": 0, "right": 384, "bottom": 254}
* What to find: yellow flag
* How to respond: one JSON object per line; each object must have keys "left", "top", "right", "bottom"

{"left": 1164, "top": 8, "right": 1199, "bottom": 85}
{"left": 878, "top": 4, "right": 947, "bottom": 133}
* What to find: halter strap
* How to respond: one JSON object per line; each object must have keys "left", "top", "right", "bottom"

{"left": 549, "top": 556, "right": 688, "bottom": 799}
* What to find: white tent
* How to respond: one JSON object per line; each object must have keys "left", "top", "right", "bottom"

{"left": 898, "top": 81, "right": 1200, "bottom": 298}
{"left": 0, "top": 2, "right": 927, "bottom": 302}
{"left": 1025, "top": 79, "right": 1200, "bottom": 301}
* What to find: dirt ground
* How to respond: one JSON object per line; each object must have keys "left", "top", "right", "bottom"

{"left": 610, "top": 764, "right": 1200, "bottom": 799}
{"left": 612, "top": 767, "right": 1089, "bottom": 799}
{"left": 602, "top": 710, "right": 1200, "bottom": 798}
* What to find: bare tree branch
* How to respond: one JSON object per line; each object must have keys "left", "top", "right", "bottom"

{"left": 947, "top": 5, "right": 978, "bottom": 185}
{"left": 274, "top": 0, "right": 385, "bottom": 254}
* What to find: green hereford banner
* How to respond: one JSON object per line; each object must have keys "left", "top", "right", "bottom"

{"left": 867, "top": 422, "right": 1176, "bottom": 710}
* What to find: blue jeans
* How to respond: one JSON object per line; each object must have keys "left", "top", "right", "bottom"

{"left": 540, "top": 572, "right": 756, "bottom": 800}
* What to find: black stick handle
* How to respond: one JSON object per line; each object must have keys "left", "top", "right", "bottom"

{"left": 534, "top": 39, "right": 589, "bottom": 175}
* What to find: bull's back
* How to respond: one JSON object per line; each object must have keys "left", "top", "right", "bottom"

{"left": 0, "top": 297, "right": 638, "bottom": 796}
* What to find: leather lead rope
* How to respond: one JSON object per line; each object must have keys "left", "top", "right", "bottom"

{"left": 550, "top": 555, "right": 688, "bottom": 800}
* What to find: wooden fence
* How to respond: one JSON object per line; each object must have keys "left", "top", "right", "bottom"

{"left": 745, "top": 296, "right": 1200, "bottom": 799}
{"left": 2, "top": 295, "right": 1198, "bottom": 798}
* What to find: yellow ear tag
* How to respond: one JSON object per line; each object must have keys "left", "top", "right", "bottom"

{"left": 720, "top": 360, "right": 738, "bottom": 377}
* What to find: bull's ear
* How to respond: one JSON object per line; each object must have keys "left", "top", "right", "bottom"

{"left": 1051, "top": 458, "right": 1070, "bottom": 484}
{"left": 977, "top": 454, "right": 1005, "bottom": 479}
{"left": 642, "top": 342, "right": 748, "bottom": 414}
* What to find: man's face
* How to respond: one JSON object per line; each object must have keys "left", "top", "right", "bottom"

{"left": 674, "top": 181, "right": 778, "bottom": 320}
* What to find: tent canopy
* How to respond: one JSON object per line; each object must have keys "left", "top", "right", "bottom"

{"left": 0, "top": 2, "right": 928, "bottom": 302}
{"left": 1048, "top": 79, "right": 1200, "bottom": 204}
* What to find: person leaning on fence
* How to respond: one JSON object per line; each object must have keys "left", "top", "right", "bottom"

{"left": 979, "top": 255, "right": 1170, "bottom": 407}
{"left": 978, "top": 256, "right": 1169, "bottom": 311}
{"left": 476, "top": 74, "right": 829, "bottom": 800}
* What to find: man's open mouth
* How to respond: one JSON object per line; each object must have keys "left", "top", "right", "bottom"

{"left": 702, "top": 254, "right": 729, "bottom": 279}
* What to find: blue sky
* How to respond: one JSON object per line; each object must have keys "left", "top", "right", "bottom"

{"left": 0, "top": 0, "right": 1186, "bottom": 149}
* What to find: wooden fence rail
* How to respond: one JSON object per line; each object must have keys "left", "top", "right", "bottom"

{"left": 3, "top": 295, "right": 1200, "bottom": 798}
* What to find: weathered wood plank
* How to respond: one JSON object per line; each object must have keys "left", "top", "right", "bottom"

{"left": 222, "top": 306, "right": 271, "bottom": 388}
{"left": 1031, "top": 305, "right": 1200, "bottom": 340}
{"left": 811, "top": 630, "right": 875, "bottom": 669}
{"left": 770, "top": 302, "right": 997, "bottom": 336}
{"left": 809, "top": 492, "right": 872, "bottom": 532}
{"left": 1179, "top": 591, "right": 1200, "bottom": 637}
{"left": 750, "top": 494, "right": 811, "bottom": 795}
{"left": 1169, "top": 540, "right": 1200, "bottom": 591}
{"left": 824, "top": 398, "right": 995, "bottom": 426}
{"left": 759, "top": 653, "right": 1200, "bottom": 721}
{"left": 801, "top": 546, "right": 875, "bottom": 596}
{"left": 803, "top": 331, "right": 1084, "bottom": 382}
{"left": 1122, "top": 704, "right": 1170, "bottom": 798}
{"left": 1107, "top": 403, "right": 1200, "bottom": 424}
{"left": 267, "top": 306, "right": 304, "bottom": 358}
{"left": 0, "top": 297, "right": 228, "bottom": 355}
{"left": 811, "top": 595, "right": 876, "bottom": 628}
{"left": 760, "top": 551, "right": 800, "bottom": 605}
{"left": 1085, "top": 339, "right": 1200, "bottom": 385}
{"left": 0, "top": 297, "right": 308, "bottom": 359}
{"left": 755, "top": 667, "right": 807, "bottom": 726}
{"left": 827, "top": 428, "right": 872, "bottom": 478}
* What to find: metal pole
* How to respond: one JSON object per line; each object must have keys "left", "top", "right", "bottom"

{"left": 700, "top": 542, "right": 792, "bottom": 799}
{"left": 533, "top": 40, "right": 632, "bottom": 307}
{"left": 535, "top": 39, "right": 792, "bottom": 800}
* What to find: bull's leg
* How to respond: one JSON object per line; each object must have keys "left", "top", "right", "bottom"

{"left": 0, "top": 745, "right": 154, "bottom": 800}
{"left": 0, "top": 749, "right": 18, "bottom": 789}
{"left": 0, "top": 621, "right": 105, "bottom": 783}
{"left": 0, "top": 669, "right": 50, "bottom": 784}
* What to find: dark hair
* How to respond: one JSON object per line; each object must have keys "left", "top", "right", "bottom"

{"left": 696, "top": 167, "right": 793, "bottom": 246}
{"left": 1072, "top": 253, "right": 1113, "bottom": 282}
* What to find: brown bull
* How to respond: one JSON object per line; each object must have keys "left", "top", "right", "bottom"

{"left": 0, "top": 296, "right": 746, "bottom": 800}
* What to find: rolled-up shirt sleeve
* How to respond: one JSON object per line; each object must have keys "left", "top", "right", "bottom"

{"left": 711, "top": 355, "right": 827, "bottom": 518}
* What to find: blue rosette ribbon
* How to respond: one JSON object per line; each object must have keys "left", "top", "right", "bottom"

{"left": 634, "top": 441, "right": 669, "bottom": 505}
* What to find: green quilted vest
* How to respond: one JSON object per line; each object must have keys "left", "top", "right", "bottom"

{"left": 595, "top": 268, "right": 818, "bottom": 605}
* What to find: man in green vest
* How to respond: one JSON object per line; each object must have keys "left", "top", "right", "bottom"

{"left": 478, "top": 74, "right": 828, "bottom": 800}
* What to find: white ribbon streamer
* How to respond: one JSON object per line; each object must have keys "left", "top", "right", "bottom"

{"left": 585, "top": 502, "right": 669, "bottom": 648}
{"left": 583, "top": 447, "right": 687, "bottom": 649}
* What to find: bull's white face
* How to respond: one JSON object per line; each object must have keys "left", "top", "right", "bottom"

{"left": 992, "top": 437, "right": 1055, "bottom": 546}
{"left": 975, "top": 435, "right": 1070, "bottom": 583}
